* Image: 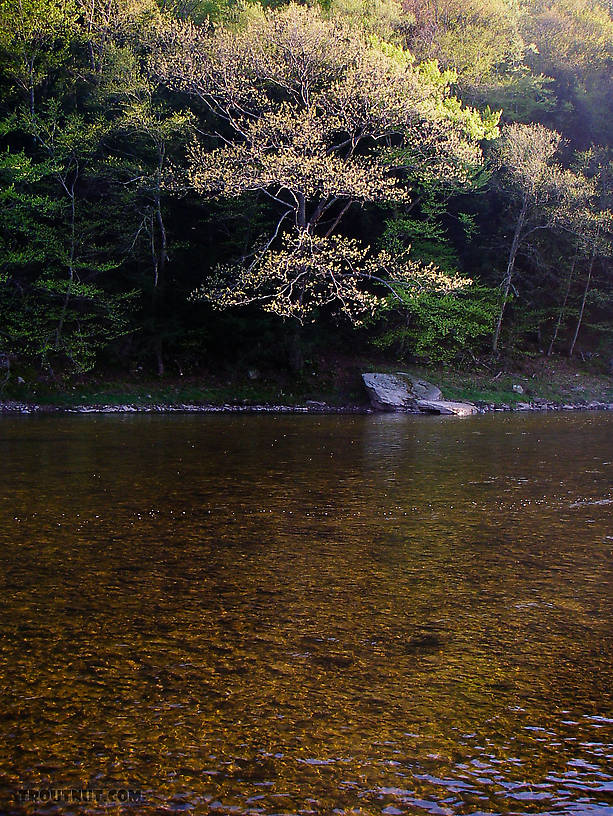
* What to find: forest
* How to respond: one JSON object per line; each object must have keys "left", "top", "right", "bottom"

{"left": 0, "top": 0, "right": 612, "bottom": 383}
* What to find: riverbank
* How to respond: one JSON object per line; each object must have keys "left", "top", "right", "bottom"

{"left": 2, "top": 402, "right": 613, "bottom": 415}
{"left": 1, "top": 356, "right": 612, "bottom": 414}
{"left": 2, "top": 399, "right": 613, "bottom": 414}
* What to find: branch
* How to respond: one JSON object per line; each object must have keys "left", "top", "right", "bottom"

{"left": 324, "top": 200, "right": 353, "bottom": 237}
{"left": 245, "top": 207, "right": 293, "bottom": 271}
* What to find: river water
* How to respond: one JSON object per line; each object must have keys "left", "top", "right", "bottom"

{"left": 0, "top": 413, "right": 611, "bottom": 815}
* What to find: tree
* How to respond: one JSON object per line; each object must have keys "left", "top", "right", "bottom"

{"left": 155, "top": 3, "right": 497, "bottom": 327}
{"left": 0, "top": 140, "right": 134, "bottom": 373}
{"left": 522, "top": 0, "right": 613, "bottom": 79}
{"left": 74, "top": 0, "right": 163, "bottom": 79}
{"left": 119, "top": 96, "right": 194, "bottom": 374}
{"left": 564, "top": 149, "right": 613, "bottom": 357}
{"left": 490, "top": 122, "right": 592, "bottom": 353}
{"left": 403, "top": 0, "right": 523, "bottom": 85}
{"left": 521, "top": 0, "right": 613, "bottom": 147}
{"left": 0, "top": 0, "right": 77, "bottom": 117}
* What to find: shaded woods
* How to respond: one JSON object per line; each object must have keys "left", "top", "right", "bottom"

{"left": 0, "top": 0, "right": 612, "bottom": 380}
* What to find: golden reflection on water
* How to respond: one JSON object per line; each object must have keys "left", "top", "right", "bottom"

{"left": 0, "top": 413, "right": 612, "bottom": 815}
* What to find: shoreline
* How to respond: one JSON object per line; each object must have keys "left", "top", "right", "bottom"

{"left": 2, "top": 400, "right": 612, "bottom": 415}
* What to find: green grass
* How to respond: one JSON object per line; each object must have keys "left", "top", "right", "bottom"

{"left": 2, "top": 356, "right": 612, "bottom": 409}
{"left": 1, "top": 376, "right": 360, "bottom": 408}
{"left": 405, "top": 365, "right": 613, "bottom": 406}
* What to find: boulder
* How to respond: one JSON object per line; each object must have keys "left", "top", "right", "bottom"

{"left": 362, "top": 372, "right": 477, "bottom": 415}
{"left": 362, "top": 372, "right": 442, "bottom": 412}
{"left": 396, "top": 374, "right": 442, "bottom": 401}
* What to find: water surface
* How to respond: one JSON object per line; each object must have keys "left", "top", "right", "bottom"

{"left": 0, "top": 413, "right": 612, "bottom": 814}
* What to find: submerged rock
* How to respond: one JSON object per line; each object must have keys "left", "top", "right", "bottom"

{"left": 311, "top": 653, "right": 353, "bottom": 670}
{"left": 405, "top": 633, "right": 444, "bottom": 652}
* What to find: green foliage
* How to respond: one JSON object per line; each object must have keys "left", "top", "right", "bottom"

{"left": 0, "top": 276, "right": 135, "bottom": 373}
{"left": 0, "top": 0, "right": 611, "bottom": 377}
{"left": 0, "top": 107, "right": 140, "bottom": 372}
{"left": 383, "top": 211, "right": 459, "bottom": 274}
{"left": 0, "top": 149, "right": 62, "bottom": 266}
{"left": 374, "top": 285, "right": 499, "bottom": 362}
{"left": 0, "top": 0, "right": 78, "bottom": 109}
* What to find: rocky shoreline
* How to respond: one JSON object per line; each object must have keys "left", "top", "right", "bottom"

{"left": 478, "top": 400, "right": 613, "bottom": 412}
{"left": 1, "top": 399, "right": 613, "bottom": 415}
{"left": 0, "top": 401, "right": 367, "bottom": 415}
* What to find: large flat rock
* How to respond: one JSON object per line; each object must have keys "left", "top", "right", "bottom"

{"left": 362, "top": 373, "right": 413, "bottom": 411}
{"left": 417, "top": 399, "right": 478, "bottom": 416}
{"left": 362, "top": 372, "right": 443, "bottom": 412}
{"left": 362, "top": 372, "right": 476, "bottom": 415}
{"left": 396, "top": 374, "right": 442, "bottom": 401}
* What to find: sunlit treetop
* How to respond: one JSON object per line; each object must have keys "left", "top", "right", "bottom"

{"left": 155, "top": 3, "right": 497, "bottom": 322}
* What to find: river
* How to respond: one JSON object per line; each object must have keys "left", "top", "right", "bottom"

{"left": 0, "top": 413, "right": 611, "bottom": 814}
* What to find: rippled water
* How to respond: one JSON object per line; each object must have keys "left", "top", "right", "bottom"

{"left": 0, "top": 413, "right": 612, "bottom": 815}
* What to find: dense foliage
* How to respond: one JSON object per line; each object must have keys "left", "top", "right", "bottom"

{"left": 0, "top": 0, "right": 611, "bottom": 379}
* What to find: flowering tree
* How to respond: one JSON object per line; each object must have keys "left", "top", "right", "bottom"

{"left": 156, "top": 3, "right": 498, "bottom": 323}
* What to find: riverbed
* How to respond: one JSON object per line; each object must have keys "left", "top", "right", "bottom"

{"left": 0, "top": 413, "right": 611, "bottom": 814}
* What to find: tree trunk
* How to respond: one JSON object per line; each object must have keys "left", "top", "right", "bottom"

{"left": 492, "top": 193, "right": 528, "bottom": 354}
{"left": 152, "top": 153, "right": 168, "bottom": 376}
{"left": 154, "top": 336, "right": 165, "bottom": 377}
{"left": 547, "top": 243, "right": 578, "bottom": 356}
{"left": 569, "top": 241, "right": 597, "bottom": 358}
{"left": 288, "top": 322, "right": 303, "bottom": 374}
{"left": 296, "top": 193, "right": 307, "bottom": 230}
{"left": 29, "top": 60, "right": 35, "bottom": 120}
{"left": 56, "top": 176, "right": 76, "bottom": 351}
